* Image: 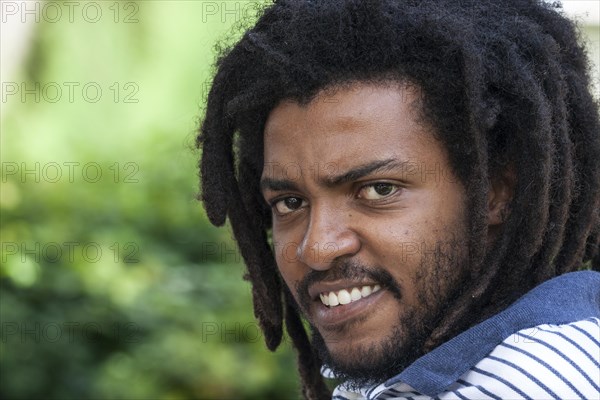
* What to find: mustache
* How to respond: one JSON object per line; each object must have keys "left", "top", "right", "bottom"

{"left": 295, "top": 259, "right": 402, "bottom": 312}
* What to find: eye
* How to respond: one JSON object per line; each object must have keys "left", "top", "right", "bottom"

{"left": 358, "top": 182, "right": 400, "bottom": 200}
{"left": 273, "top": 196, "right": 307, "bottom": 215}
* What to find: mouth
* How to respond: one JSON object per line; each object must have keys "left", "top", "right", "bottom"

{"left": 306, "top": 281, "right": 387, "bottom": 329}
{"left": 318, "top": 284, "right": 381, "bottom": 307}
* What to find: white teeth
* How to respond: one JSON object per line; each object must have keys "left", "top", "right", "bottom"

{"left": 361, "top": 285, "right": 372, "bottom": 297}
{"left": 328, "top": 292, "right": 339, "bottom": 306}
{"left": 319, "top": 284, "right": 382, "bottom": 307}
{"left": 338, "top": 289, "right": 351, "bottom": 305}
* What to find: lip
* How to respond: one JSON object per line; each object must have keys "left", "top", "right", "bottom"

{"left": 311, "top": 287, "right": 386, "bottom": 328}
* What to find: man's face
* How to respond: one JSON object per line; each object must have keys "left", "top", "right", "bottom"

{"left": 260, "top": 82, "right": 470, "bottom": 383}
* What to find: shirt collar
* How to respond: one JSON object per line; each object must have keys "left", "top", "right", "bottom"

{"left": 385, "top": 270, "right": 600, "bottom": 396}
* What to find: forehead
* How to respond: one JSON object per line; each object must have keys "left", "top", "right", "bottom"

{"left": 262, "top": 82, "right": 448, "bottom": 180}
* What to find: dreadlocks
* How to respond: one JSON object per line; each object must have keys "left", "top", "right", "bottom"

{"left": 197, "top": 1, "right": 600, "bottom": 398}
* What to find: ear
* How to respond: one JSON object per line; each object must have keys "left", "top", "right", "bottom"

{"left": 487, "top": 166, "right": 516, "bottom": 226}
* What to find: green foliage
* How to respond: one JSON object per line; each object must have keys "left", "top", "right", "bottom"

{"left": 0, "top": 2, "right": 299, "bottom": 399}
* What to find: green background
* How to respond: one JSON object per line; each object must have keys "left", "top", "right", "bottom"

{"left": 0, "top": 1, "right": 597, "bottom": 399}
{"left": 1, "top": 1, "right": 300, "bottom": 399}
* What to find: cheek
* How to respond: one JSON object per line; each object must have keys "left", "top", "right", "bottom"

{"left": 273, "top": 240, "right": 303, "bottom": 289}
{"left": 369, "top": 222, "right": 418, "bottom": 260}
{"left": 277, "top": 241, "right": 300, "bottom": 266}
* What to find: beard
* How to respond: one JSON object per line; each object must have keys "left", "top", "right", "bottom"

{"left": 311, "top": 306, "right": 428, "bottom": 389}
{"left": 294, "top": 236, "right": 469, "bottom": 389}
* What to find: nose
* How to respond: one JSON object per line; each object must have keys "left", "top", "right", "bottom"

{"left": 297, "top": 204, "right": 361, "bottom": 270}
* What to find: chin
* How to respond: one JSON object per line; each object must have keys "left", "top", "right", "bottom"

{"left": 310, "top": 308, "right": 431, "bottom": 385}
{"left": 323, "top": 331, "right": 389, "bottom": 361}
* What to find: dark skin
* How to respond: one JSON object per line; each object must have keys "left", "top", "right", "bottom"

{"left": 260, "top": 82, "right": 513, "bottom": 377}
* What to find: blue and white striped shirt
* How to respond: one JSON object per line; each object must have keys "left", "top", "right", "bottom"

{"left": 327, "top": 271, "right": 600, "bottom": 400}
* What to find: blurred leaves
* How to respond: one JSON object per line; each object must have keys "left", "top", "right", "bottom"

{"left": 1, "top": 1, "right": 298, "bottom": 399}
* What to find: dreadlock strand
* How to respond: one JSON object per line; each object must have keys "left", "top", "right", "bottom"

{"left": 555, "top": 71, "right": 600, "bottom": 273}
{"left": 198, "top": 88, "right": 235, "bottom": 226}
{"left": 225, "top": 181, "right": 284, "bottom": 349}
{"left": 529, "top": 37, "right": 574, "bottom": 283}
{"left": 284, "top": 290, "right": 331, "bottom": 400}
{"left": 235, "top": 143, "right": 285, "bottom": 351}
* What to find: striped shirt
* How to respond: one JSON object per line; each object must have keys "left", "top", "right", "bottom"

{"left": 326, "top": 271, "right": 600, "bottom": 400}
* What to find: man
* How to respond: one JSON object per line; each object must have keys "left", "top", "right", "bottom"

{"left": 197, "top": 0, "right": 600, "bottom": 398}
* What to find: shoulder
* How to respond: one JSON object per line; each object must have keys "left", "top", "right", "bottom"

{"left": 444, "top": 318, "right": 600, "bottom": 399}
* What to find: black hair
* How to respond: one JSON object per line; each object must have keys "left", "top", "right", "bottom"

{"left": 197, "top": 1, "right": 600, "bottom": 398}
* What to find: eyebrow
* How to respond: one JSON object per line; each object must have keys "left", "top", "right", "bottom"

{"left": 260, "top": 158, "right": 405, "bottom": 193}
